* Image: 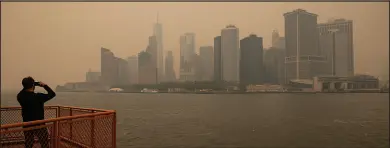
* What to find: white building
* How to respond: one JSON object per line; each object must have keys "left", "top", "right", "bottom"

{"left": 153, "top": 14, "right": 164, "bottom": 83}
{"left": 127, "top": 55, "right": 138, "bottom": 84}
{"left": 221, "top": 25, "right": 240, "bottom": 82}
{"left": 318, "top": 19, "right": 354, "bottom": 77}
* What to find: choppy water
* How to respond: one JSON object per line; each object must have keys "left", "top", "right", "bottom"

{"left": 1, "top": 92, "right": 389, "bottom": 148}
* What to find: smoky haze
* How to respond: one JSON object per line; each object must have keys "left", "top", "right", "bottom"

{"left": 1, "top": 2, "right": 389, "bottom": 91}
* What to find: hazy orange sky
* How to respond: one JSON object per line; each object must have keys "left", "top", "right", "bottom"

{"left": 1, "top": 2, "right": 389, "bottom": 90}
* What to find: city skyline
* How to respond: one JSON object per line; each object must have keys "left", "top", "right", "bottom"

{"left": 1, "top": 3, "right": 388, "bottom": 90}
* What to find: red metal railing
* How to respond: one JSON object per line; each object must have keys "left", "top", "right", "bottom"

{"left": 1, "top": 106, "right": 116, "bottom": 148}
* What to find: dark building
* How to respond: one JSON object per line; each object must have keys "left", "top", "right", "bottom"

{"left": 239, "top": 34, "right": 264, "bottom": 85}
{"left": 199, "top": 46, "right": 214, "bottom": 81}
{"left": 116, "top": 57, "right": 129, "bottom": 85}
{"left": 284, "top": 9, "right": 328, "bottom": 81}
{"left": 100, "top": 47, "right": 119, "bottom": 86}
{"left": 192, "top": 54, "right": 203, "bottom": 81}
{"left": 164, "top": 51, "right": 176, "bottom": 82}
{"left": 213, "top": 36, "right": 222, "bottom": 82}
{"left": 318, "top": 19, "right": 354, "bottom": 77}
{"left": 138, "top": 51, "right": 156, "bottom": 84}
{"left": 138, "top": 36, "right": 158, "bottom": 84}
{"left": 264, "top": 47, "right": 286, "bottom": 85}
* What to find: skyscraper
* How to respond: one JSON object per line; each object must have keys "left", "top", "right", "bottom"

{"left": 164, "top": 50, "right": 176, "bottom": 82}
{"left": 138, "top": 36, "right": 158, "bottom": 84}
{"left": 153, "top": 13, "right": 164, "bottom": 83}
{"left": 127, "top": 55, "right": 138, "bottom": 84}
{"left": 199, "top": 46, "right": 214, "bottom": 81}
{"left": 221, "top": 25, "right": 240, "bottom": 83}
{"left": 179, "top": 33, "right": 196, "bottom": 81}
{"left": 240, "top": 34, "right": 264, "bottom": 85}
{"left": 264, "top": 47, "right": 285, "bottom": 85}
{"left": 116, "top": 57, "right": 129, "bottom": 85}
{"left": 272, "top": 30, "right": 280, "bottom": 47}
{"left": 318, "top": 19, "right": 354, "bottom": 77}
{"left": 213, "top": 36, "right": 222, "bottom": 82}
{"left": 138, "top": 51, "right": 155, "bottom": 84}
{"left": 100, "top": 47, "right": 118, "bottom": 86}
{"left": 284, "top": 9, "right": 328, "bottom": 81}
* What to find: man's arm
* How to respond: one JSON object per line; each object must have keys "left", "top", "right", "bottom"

{"left": 37, "top": 84, "right": 56, "bottom": 103}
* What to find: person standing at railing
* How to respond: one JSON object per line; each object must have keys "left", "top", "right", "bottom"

{"left": 17, "top": 76, "right": 56, "bottom": 148}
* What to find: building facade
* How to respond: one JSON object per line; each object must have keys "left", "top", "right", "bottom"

{"left": 284, "top": 9, "right": 328, "bottom": 81}
{"left": 179, "top": 33, "right": 196, "bottom": 81}
{"left": 86, "top": 70, "right": 100, "bottom": 83}
{"left": 138, "top": 51, "right": 156, "bottom": 84}
{"left": 100, "top": 47, "right": 118, "bottom": 86}
{"left": 221, "top": 25, "right": 240, "bottom": 83}
{"left": 213, "top": 36, "right": 222, "bottom": 82}
{"left": 240, "top": 34, "right": 264, "bottom": 85}
{"left": 154, "top": 18, "right": 164, "bottom": 82}
{"left": 318, "top": 19, "right": 354, "bottom": 77}
{"left": 264, "top": 47, "right": 286, "bottom": 85}
{"left": 127, "top": 55, "right": 138, "bottom": 84}
{"left": 138, "top": 36, "right": 158, "bottom": 84}
{"left": 116, "top": 57, "right": 129, "bottom": 85}
{"left": 199, "top": 46, "right": 214, "bottom": 81}
{"left": 164, "top": 50, "right": 176, "bottom": 82}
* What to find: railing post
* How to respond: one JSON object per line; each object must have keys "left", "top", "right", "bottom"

{"left": 53, "top": 121, "right": 59, "bottom": 148}
{"left": 70, "top": 108, "right": 73, "bottom": 140}
{"left": 112, "top": 112, "right": 116, "bottom": 148}
{"left": 91, "top": 112, "right": 95, "bottom": 147}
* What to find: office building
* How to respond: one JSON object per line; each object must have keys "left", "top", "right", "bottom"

{"left": 284, "top": 9, "right": 328, "bottom": 81}
{"left": 153, "top": 14, "right": 164, "bottom": 82}
{"left": 264, "top": 47, "right": 286, "bottom": 85}
{"left": 221, "top": 25, "right": 240, "bottom": 83}
{"left": 138, "top": 36, "right": 158, "bottom": 84}
{"left": 138, "top": 51, "right": 156, "bottom": 84}
{"left": 179, "top": 33, "right": 196, "bottom": 81}
{"left": 100, "top": 47, "right": 119, "bottom": 86}
{"left": 240, "top": 34, "right": 264, "bottom": 85}
{"left": 164, "top": 51, "right": 176, "bottom": 82}
{"left": 214, "top": 36, "right": 222, "bottom": 82}
{"left": 116, "top": 57, "right": 129, "bottom": 85}
{"left": 86, "top": 70, "right": 100, "bottom": 83}
{"left": 199, "top": 46, "right": 214, "bottom": 81}
{"left": 127, "top": 55, "right": 138, "bottom": 84}
{"left": 318, "top": 19, "right": 354, "bottom": 77}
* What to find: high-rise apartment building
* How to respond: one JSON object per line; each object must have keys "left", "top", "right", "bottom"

{"left": 240, "top": 34, "right": 264, "bottom": 85}
{"left": 221, "top": 25, "right": 240, "bottom": 83}
{"left": 318, "top": 19, "right": 354, "bottom": 77}
{"left": 284, "top": 9, "right": 328, "bottom": 81}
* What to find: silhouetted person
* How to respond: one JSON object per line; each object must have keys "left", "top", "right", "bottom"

{"left": 17, "top": 76, "right": 56, "bottom": 148}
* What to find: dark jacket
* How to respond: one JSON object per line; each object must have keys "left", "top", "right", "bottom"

{"left": 17, "top": 85, "right": 56, "bottom": 122}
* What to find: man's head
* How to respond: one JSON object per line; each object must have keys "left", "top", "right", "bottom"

{"left": 22, "top": 76, "right": 35, "bottom": 91}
